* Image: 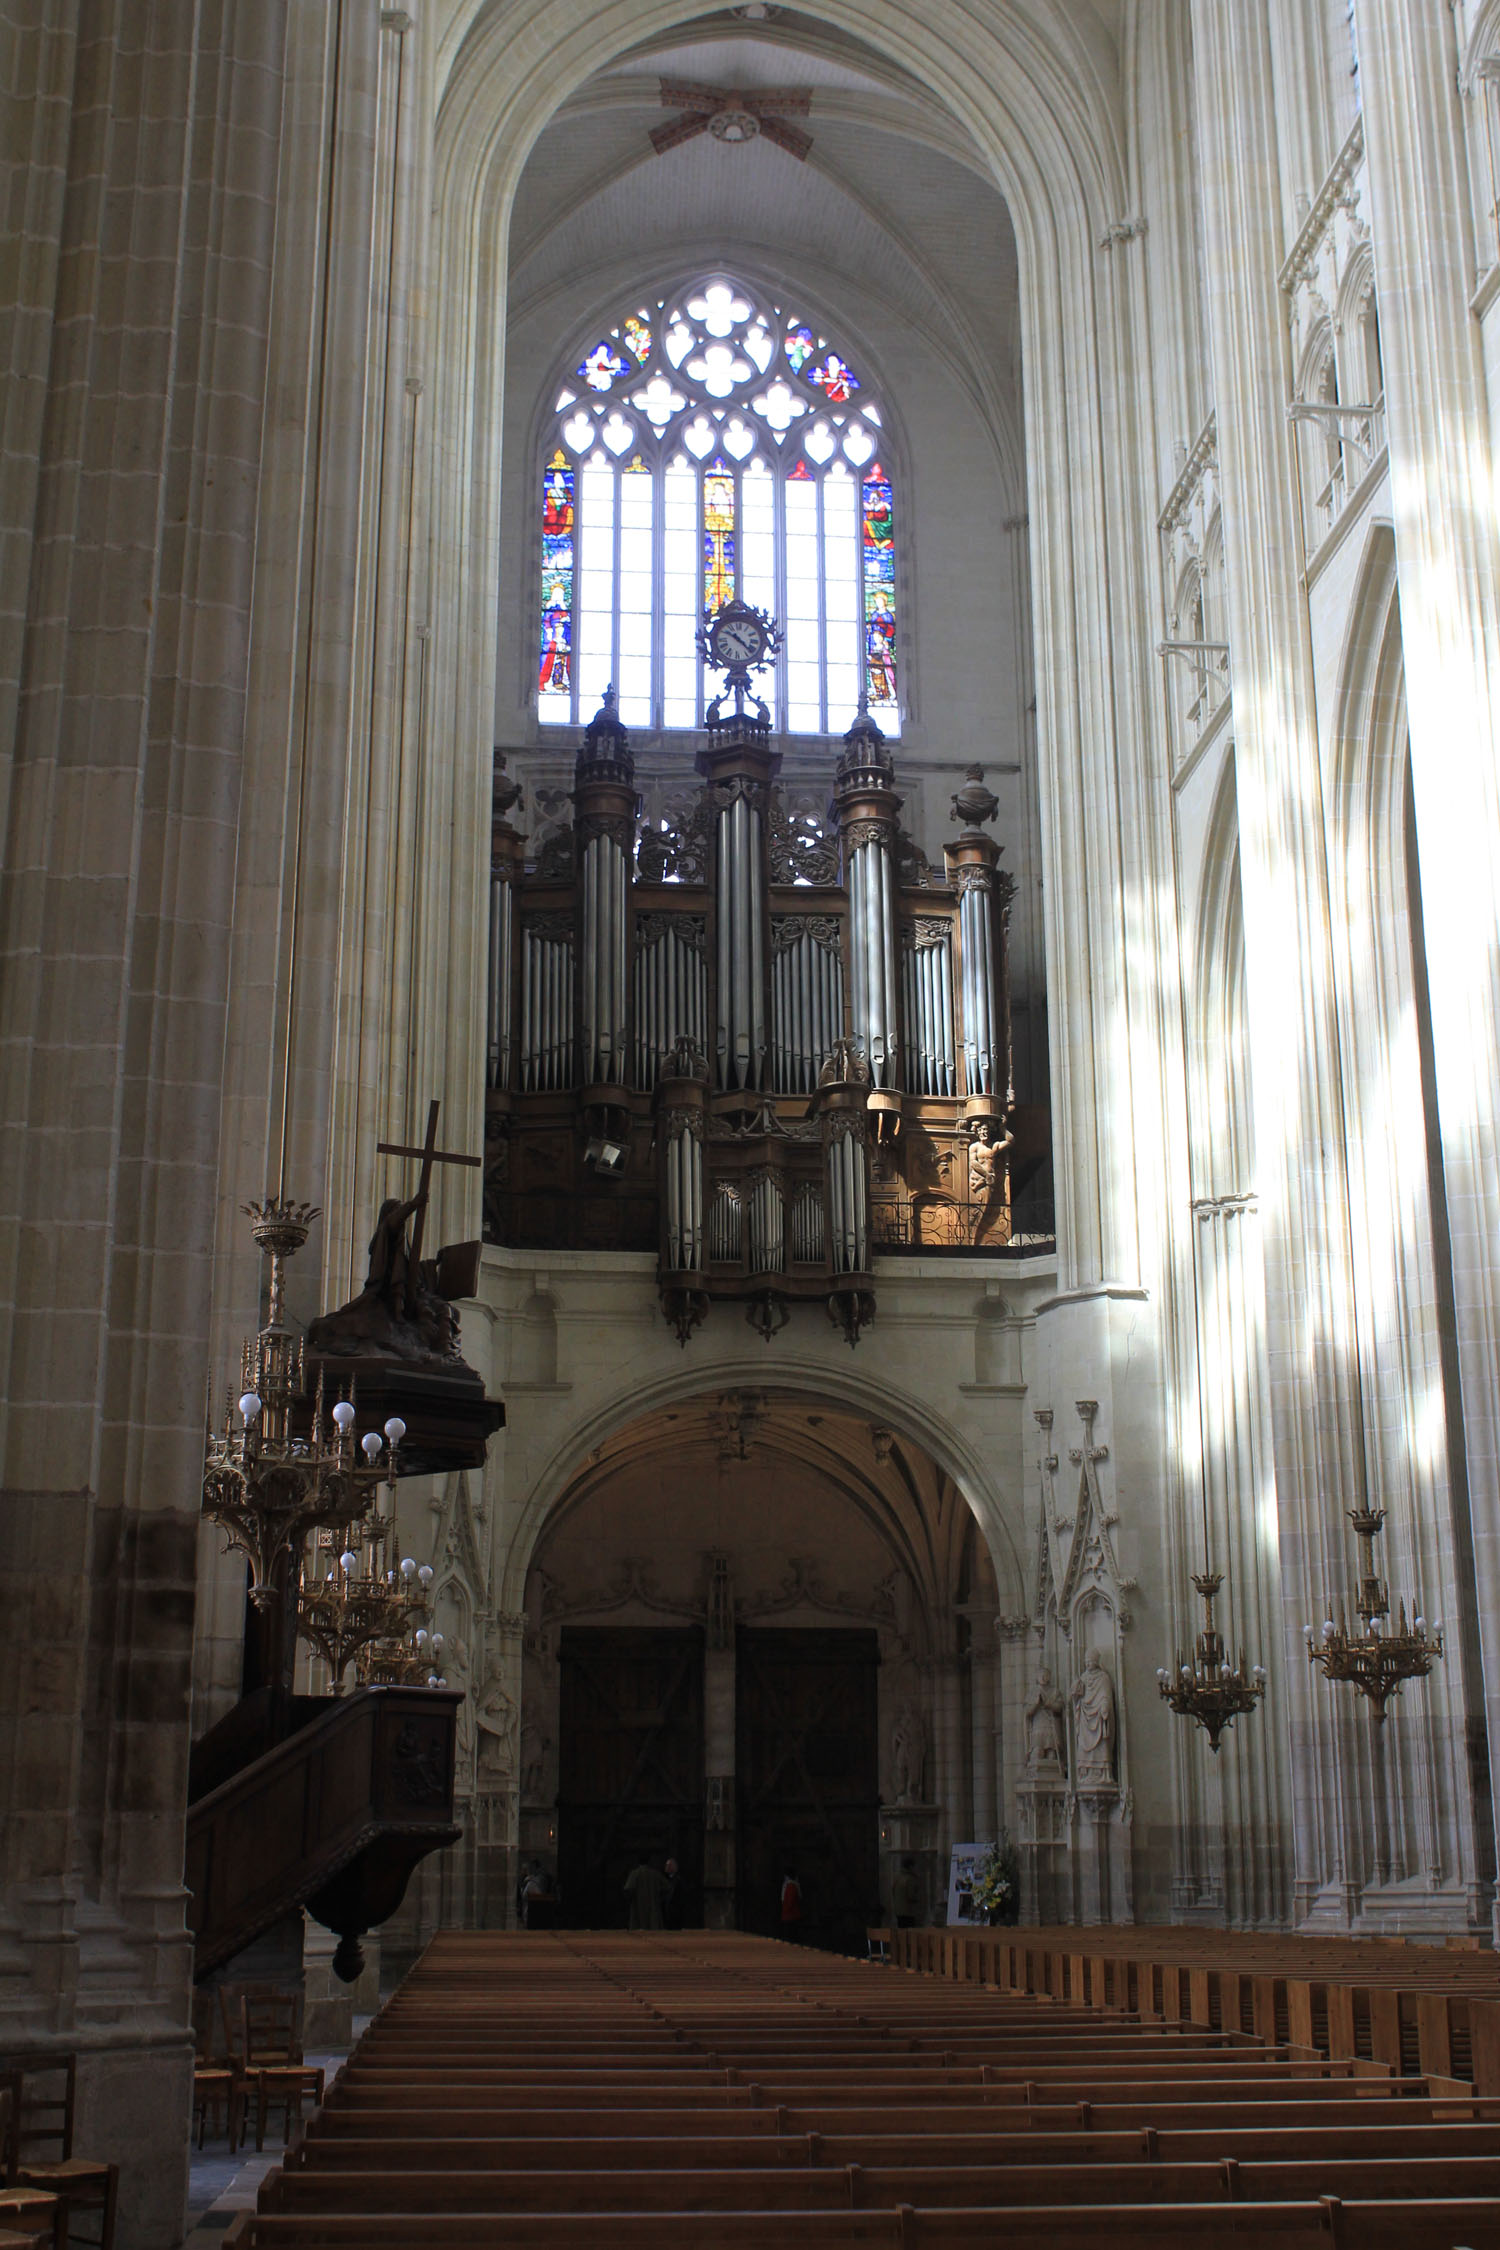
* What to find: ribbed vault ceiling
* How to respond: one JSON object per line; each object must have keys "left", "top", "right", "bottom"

{"left": 506, "top": 9, "right": 1024, "bottom": 443}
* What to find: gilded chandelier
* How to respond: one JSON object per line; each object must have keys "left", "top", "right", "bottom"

{"left": 1304, "top": 1503, "right": 1443, "bottom": 1722}
{"left": 201, "top": 1199, "right": 401, "bottom": 1601}
{"left": 297, "top": 1509, "right": 434, "bottom": 1691}
{"left": 1158, "top": 1569, "right": 1267, "bottom": 1753}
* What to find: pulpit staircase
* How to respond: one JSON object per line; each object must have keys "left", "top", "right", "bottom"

{"left": 185, "top": 1685, "right": 461, "bottom": 1981}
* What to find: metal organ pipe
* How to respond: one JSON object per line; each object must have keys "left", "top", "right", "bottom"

{"left": 581, "top": 832, "right": 628, "bottom": 1087}
{"left": 663, "top": 1116, "right": 704, "bottom": 1272}
{"left": 747, "top": 1173, "right": 785, "bottom": 1274}
{"left": 488, "top": 874, "right": 513, "bottom": 1089}
{"left": 521, "top": 923, "right": 575, "bottom": 1092}
{"left": 771, "top": 926, "right": 847, "bottom": 1094}
{"left": 847, "top": 841, "right": 899, "bottom": 1088}
{"left": 959, "top": 876, "right": 1000, "bottom": 1097}
{"left": 902, "top": 933, "right": 956, "bottom": 1098}
{"left": 715, "top": 790, "right": 767, "bottom": 1093}
{"left": 633, "top": 923, "right": 708, "bottom": 1091}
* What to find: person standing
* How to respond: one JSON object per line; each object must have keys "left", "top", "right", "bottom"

{"left": 662, "top": 1856, "right": 682, "bottom": 1929}
{"left": 624, "top": 1857, "right": 670, "bottom": 1930}
{"left": 779, "top": 1867, "right": 804, "bottom": 1942}
{"left": 520, "top": 1859, "right": 557, "bottom": 1930}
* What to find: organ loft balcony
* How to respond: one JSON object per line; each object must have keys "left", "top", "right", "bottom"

{"left": 482, "top": 669, "right": 1052, "bottom": 1344}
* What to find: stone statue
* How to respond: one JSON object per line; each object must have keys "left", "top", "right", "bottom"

{"left": 305, "top": 1192, "right": 477, "bottom": 1373}
{"left": 891, "top": 1700, "right": 927, "bottom": 1805}
{"left": 474, "top": 1675, "right": 518, "bottom": 1783}
{"left": 1024, "top": 1666, "right": 1066, "bottom": 1776}
{"left": 448, "top": 1637, "right": 475, "bottom": 1772}
{"left": 365, "top": 1193, "right": 424, "bottom": 1307}
{"left": 1070, "top": 1650, "right": 1117, "bottom": 1784}
{"left": 965, "top": 1121, "right": 1014, "bottom": 1203}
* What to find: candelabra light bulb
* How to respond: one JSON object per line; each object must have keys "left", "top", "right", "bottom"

{"left": 431, "top": 1632, "right": 444, "bottom": 1653}
{"left": 415, "top": 1629, "right": 429, "bottom": 1648}
{"left": 1322, "top": 1619, "right": 1336, "bottom": 1641}
{"left": 361, "top": 1431, "right": 383, "bottom": 1461}
{"left": 427, "top": 1673, "right": 441, "bottom": 1688}
{"left": 418, "top": 1564, "right": 434, "bottom": 1588}
{"left": 1302, "top": 1624, "right": 1314, "bottom": 1646}
{"left": 332, "top": 1400, "right": 355, "bottom": 1432}
{"left": 239, "top": 1392, "right": 262, "bottom": 1424}
{"left": 400, "top": 1556, "right": 417, "bottom": 1579}
{"left": 384, "top": 1416, "right": 406, "bottom": 1445}
{"left": 340, "top": 1550, "right": 359, "bottom": 1574}
{"left": 1253, "top": 1665, "right": 1267, "bottom": 1684}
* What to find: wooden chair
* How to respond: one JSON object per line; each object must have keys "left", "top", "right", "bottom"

{"left": 235, "top": 1993, "right": 325, "bottom": 2152}
{"left": 0, "top": 2084, "right": 62, "bottom": 2250}
{"left": 192, "top": 2055, "right": 243, "bottom": 2154}
{"left": 0, "top": 2056, "right": 116, "bottom": 2250}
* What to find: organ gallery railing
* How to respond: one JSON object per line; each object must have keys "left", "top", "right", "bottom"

{"left": 483, "top": 669, "right": 1021, "bottom": 1343}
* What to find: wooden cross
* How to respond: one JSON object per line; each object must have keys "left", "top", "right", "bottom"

{"left": 376, "top": 1099, "right": 481, "bottom": 1313}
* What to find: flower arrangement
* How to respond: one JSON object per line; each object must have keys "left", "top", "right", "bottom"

{"left": 971, "top": 1837, "right": 1020, "bottom": 1923}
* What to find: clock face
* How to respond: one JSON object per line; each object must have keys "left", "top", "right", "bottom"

{"left": 710, "top": 607, "right": 768, "bottom": 669}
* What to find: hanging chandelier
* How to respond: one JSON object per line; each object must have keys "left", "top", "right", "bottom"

{"left": 1158, "top": 1567, "right": 1267, "bottom": 1752}
{"left": 1304, "top": 1503, "right": 1443, "bottom": 1722}
{"left": 356, "top": 1625, "right": 447, "bottom": 1690}
{"left": 201, "top": 1198, "right": 400, "bottom": 1600}
{"left": 296, "top": 1509, "right": 433, "bottom": 1691}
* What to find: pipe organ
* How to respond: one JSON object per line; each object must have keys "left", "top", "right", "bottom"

{"left": 484, "top": 660, "right": 1020, "bottom": 1344}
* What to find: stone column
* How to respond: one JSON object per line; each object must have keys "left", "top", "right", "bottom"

{"left": 1191, "top": 0, "right": 1378, "bottom": 1923}
{"left": 0, "top": 7, "right": 289, "bottom": 2244}
{"left": 1353, "top": 0, "right": 1500, "bottom": 1937}
{"left": 968, "top": 1624, "right": 999, "bottom": 1847}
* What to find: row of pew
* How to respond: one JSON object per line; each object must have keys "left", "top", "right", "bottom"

{"left": 894, "top": 1923, "right": 1500, "bottom": 2091}
{"left": 223, "top": 1928, "right": 1500, "bottom": 2247}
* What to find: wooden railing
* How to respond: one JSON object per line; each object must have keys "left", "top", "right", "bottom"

{"left": 890, "top": 1923, "right": 1500, "bottom": 2096}
{"left": 185, "top": 1686, "right": 461, "bottom": 1979}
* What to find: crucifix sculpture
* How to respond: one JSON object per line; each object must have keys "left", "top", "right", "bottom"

{"left": 303, "top": 1094, "right": 503, "bottom": 1475}
{"left": 376, "top": 1099, "right": 482, "bottom": 1319}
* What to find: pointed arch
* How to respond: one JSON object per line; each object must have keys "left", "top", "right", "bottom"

{"left": 1327, "top": 523, "right": 1493, "bottom": 1913}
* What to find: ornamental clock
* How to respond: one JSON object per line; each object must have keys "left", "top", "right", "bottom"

{"left": 698, "top": 598, "right": 783, "bottom": 708}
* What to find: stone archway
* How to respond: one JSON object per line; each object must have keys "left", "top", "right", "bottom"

{"left": 515, "top": 1389, "right": 1004, "bottom": 1946}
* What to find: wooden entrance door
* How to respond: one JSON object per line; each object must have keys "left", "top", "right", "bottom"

{"left": 736, "top": 1627, "right": 881, "bottom": 1952}
{"left": 556, "top": 1627, "right": 704, "bottom": 1927}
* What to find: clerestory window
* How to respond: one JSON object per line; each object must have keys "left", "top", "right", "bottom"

{"left": 536, "top": 277, "right": 900, "bottom": 738}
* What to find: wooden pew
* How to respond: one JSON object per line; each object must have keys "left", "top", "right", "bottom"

{"left": 221, "top": 2201, "right": 1500, "bottom": 2249}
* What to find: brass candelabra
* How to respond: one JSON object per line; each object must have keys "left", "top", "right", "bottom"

{"left": 297, "top": 1508, "right": 433, "bottom": 1691}
{"left": 1304, "top": 1504, "right": 1443, "bottom": 1722}
{"left": 1158, "top": 1569, "right": 1267, "bottom": 1753}
{"left": 201, "top": 1200, "right": 398, "bottom": 1597}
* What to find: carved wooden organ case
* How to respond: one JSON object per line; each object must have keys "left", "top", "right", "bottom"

{"left": 484, "top": 692, "right": 1016, "bottom": 1345}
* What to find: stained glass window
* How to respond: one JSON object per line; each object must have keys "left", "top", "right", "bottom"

{"left": 538, "top": 449, "right": 574, "bottom": 710}
{"left": 862, "top": 463, "right": 897, "bottom": 713}
{"left": 811, "top": 354, "right": 859, "bottom": 403}
{"left": 578, "top": 341, "right": 628, "bottom": 392}
{"left": 538, "top": 279, "right": 899, "bottom": 734}
{"left": 702, "top": 459, "right": 736, "bottom": 612}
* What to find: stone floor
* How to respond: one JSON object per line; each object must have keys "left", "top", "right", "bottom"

{"left": 182, "top": 2040, "right": 361, "bottom": 2248}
